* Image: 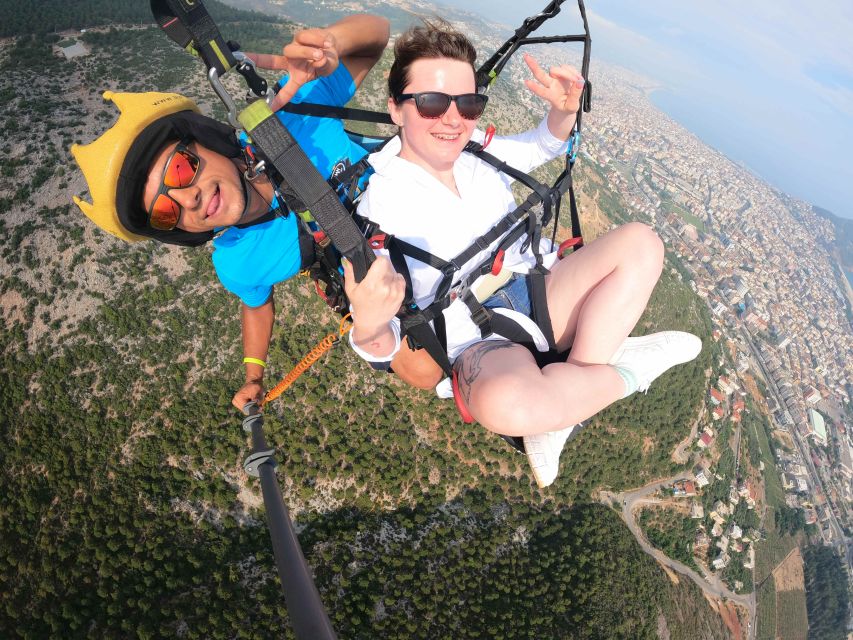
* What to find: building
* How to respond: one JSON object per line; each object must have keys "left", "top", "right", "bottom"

{"left": 804, "top": 386, "right": 822, "bottom": 405}
{"left": 838, "top": 441, "right": 853, "bottom": 478}
{"left": 709, "top": 388, "right": 724, "bottom": 405}
{"left": 718, "top": 376, "right": 737, "bottom": 395}
{"left": 808, "top": 409, "right": 828, "bottom": 445}
{"left": 59, "top": 41, "right": 88, "bottom": 60}
{"left": 673, "top": 480, "right": 697, "bottom": 497}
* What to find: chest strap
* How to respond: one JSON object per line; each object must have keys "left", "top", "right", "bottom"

{"left": 237, "top": 101, "right": 375, "bottom": 281}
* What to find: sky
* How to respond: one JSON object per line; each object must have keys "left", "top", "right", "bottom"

{"left": 435, "top": 0, "right": 853, "bottom": 219}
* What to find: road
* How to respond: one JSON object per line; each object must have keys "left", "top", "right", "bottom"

{"left": 600, "top": 476, "right": 756, "bottom": 639}
{"left": 738, "top": 325, "right": 850, "bottom": 554}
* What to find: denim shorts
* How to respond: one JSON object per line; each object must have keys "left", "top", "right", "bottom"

{"left": 482, "top": 272, "right": 532, "bottom": 317}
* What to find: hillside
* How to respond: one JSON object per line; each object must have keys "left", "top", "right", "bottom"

{"left": 813, "top": 205, "right": 853, "bottom": 274}
{"left": 0, "top": 7, "right": 723, "bottom": 640}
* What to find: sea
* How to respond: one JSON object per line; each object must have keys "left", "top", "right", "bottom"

{"left": 648, "top": 88, "right": 766, "bottom": 182}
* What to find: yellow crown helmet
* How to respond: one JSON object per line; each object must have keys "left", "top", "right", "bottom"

{"left": 71, "top": 91, "right": 200, "bottom": 243}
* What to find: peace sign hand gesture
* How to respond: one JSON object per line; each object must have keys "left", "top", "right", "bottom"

{"left": 245, "top": 27, "right": 340, "bottom": 111}
{"left": 523, "top": 53, "right": 585, "bottom": 114}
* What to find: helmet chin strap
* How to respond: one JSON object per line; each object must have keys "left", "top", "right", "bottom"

{"left": 236, "top": 169, "right": 253, "bottom": 222}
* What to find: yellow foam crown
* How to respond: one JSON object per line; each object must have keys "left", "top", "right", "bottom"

{"left": 71, "top": 91, "right": 199, "bottom": 242}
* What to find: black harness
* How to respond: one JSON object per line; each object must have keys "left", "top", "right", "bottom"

{"left": 359, "top": 138, "right": 582, "bottom": 377}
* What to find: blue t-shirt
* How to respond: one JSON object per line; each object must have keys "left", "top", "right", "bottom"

{"left": 211, "top": 63, "right": 368, "bottom": 307}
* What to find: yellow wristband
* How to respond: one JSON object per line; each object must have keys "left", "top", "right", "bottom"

{"left": 243, "top": 357, "right": 266, "bottom": 368}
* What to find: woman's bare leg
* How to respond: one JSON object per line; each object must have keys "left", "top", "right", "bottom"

{"left": 545, "top": 222, "right": 664, "bottom": 363}
{"left": 455, "top": 340, "right": 625, "bottom": 437}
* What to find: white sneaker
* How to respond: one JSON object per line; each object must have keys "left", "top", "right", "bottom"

{"left": 523, "top": 424, "right": 580, "bottom": 488}
{"left": 609, "top": 331, "right": 702, "bottom": 393}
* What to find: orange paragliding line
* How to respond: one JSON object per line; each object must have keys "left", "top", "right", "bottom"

{"left": 261, "top": 314, "right": 353, "bottom": 406}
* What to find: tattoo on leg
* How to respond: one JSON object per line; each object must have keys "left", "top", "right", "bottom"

{"left": 454, "top": 341, "right": 517, "bottom": 406}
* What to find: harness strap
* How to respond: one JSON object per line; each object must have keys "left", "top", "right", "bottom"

{"left": 527, "top": 270, "right": 556, "bottom": 348}
{"left": 462, "top": 291, "right": 493, "bottom": 339}
{"left": 399, "top": 312, "right": 453, "bottom": 377}
{"left": 383, "top": 236, "right": 453, "bottom": 377}
{"left": 238, "top": 101, "right": 375, "bottom": 281}
{"left": 281, "top": 102, "right": 395, "bottom": 125}
{"left": 327, "top": 156, "right": 372, "bottom": 193}
{"left": 154, "top": 0, "right": 267, "bottom": 95}
{"left": 465, "top": 142, "right": 553, "bottom": 201}
{"left": 326, "top": 156, "right": 373, "bottom": 211}
{"left": 489, "top": 311, "right": 543, "bottom": 345}
{"left": 385, "top": 236, "right": 416, "bottom": 304}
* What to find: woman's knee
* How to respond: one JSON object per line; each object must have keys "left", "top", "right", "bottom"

{"left": 462, "top": 372, "right": 516, "bottom": 429}
{"left": 621, "top": 222, "right": 664, "bottom": 275}
{"left": 469, "top": 376, "right": 561, "bottom": 436}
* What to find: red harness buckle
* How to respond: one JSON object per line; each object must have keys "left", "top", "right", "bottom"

{"left": 558, "top": 236, "right": 584, "bottom": 258}
{"left": 490, "top": 248, "right": 506, "bottom": 276}
{"left": 452, "top": 371, "right": 474, "bottom": 423}
{"left": 369, "top": 233, "right": 387, "bottom": 250}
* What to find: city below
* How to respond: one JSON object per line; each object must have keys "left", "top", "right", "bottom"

{"left": 573, "top": 56, "right": 853, "bottom": 603}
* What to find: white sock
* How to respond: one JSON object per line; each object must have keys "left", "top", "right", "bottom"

{"left": 613, "top": 365, "right": 637, "bottom": 398}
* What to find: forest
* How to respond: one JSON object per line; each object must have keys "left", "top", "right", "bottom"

{"left": 803, "top": 545, "right": 849, "bottom": 640}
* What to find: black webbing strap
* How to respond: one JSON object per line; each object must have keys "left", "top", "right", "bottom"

{"left": 385, "top": 237, "right": 416, "bottom": 304}
{"left": 152, "top": 0, "right": 237, "bottom": 76}
{"left": 400, "top": 312, "right": 453, "bottom": 377}
{"left": 384, "top": 237, "right": 453, "bottom": 377}
{"left": 462, "top": 291, "right": 493, "bottom": 339}
{"left": 324, "top": 156, "right": 370, "bottom": 211}
{"left": 238, "top": 101, "right": 374, "bottom": 280}
{"left": 546, "top": 152, "right": 583, "bottom": 251}
{"left": 527, "top": 269, "right": 555, "bottom": 348}
{"left": 475, "top": 0, "right": 592, "bottom": 138}
{"left": 151, "top": 0, "right": 194, "bottom": 50}
{"left": 490, "top": 310, "right": 542, "bottom": 345}
{"left": 567, "top": 177, "right": 583, "bottom": 246}
{"left": 433, "top": 314, "right": 448, "bottom": 360}
{"left": 476, "top": 0, "right": 568, "bottom": 90}
{"left": 281, "top": 102, "right": 395, "bottom": 125}
{"left": 327, "top": 156, "right": 372, "bottom": 193}
{"left": 462, "top": 285, "right": 548, "bottom": 347}
{"left": 465, "top": 141, "right": 552, "bottom": 199}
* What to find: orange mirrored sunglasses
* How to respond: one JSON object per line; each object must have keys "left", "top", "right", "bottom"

{"left": 146, "top": 142, "right": 200, "bottom": 231}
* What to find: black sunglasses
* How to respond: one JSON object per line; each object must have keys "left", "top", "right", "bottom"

{"left": 395, "top": 92, "right": 488, "bottom": 120}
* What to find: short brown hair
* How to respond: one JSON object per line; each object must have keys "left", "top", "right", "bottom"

{"left": 388, "top": 18, "right": 477, "bottom": 99}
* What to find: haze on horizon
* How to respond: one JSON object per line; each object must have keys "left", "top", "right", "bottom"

{"left": 433, "top": 0, "right": 853, "bottom": 221}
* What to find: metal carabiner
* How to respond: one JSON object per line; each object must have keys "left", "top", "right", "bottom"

{"left": 208, "top": 67, "right": 241, "bottom": 130}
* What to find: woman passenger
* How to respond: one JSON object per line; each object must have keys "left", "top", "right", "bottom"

{"left": 344, "top": 19, "right": 701, "bottom": 487}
